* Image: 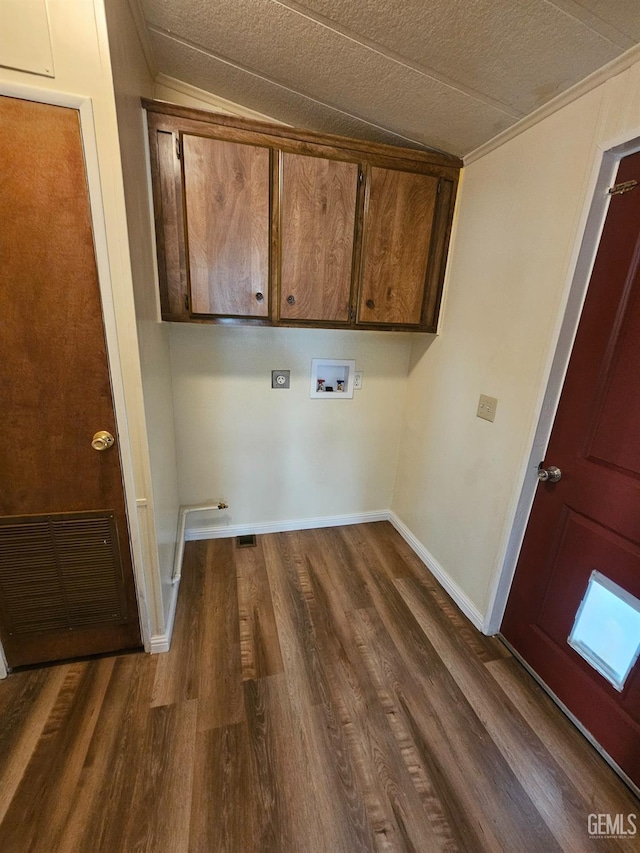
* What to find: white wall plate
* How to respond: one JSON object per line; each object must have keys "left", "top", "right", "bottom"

{"left": 310, "top": 358, "right": 356, "bottom": 399}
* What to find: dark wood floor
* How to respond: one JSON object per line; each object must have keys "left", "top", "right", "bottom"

{"left": 0, "top": 522, "right": 637, "bottom": 852}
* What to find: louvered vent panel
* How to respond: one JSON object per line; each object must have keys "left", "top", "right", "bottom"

{"left": 0, "top": 513, "right": 126, "bottom": 635}
{"left": 53, "top": 517, "right": 125, "bottom": 627}
{"left": 0, "top": 523, "right": 68, "bottom": 632}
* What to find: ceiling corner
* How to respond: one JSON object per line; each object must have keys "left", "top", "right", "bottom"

{"left": 126, "top": 0, "right": 158, "bottom": 80}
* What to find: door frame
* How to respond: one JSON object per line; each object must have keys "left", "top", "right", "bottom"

{"left": 485, "top": 128, "right": 640, "bottom": 636}
{"left": 0, "top": 81, "right": 152, "bottom": 672}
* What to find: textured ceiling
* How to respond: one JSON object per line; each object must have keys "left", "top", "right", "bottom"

{"left": 137, "top": 0, "right": 640, "bottom": 156}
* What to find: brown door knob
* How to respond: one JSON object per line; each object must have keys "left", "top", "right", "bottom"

{"left": 366, "top": 299, "right": 375, "bottom": 309}
{"left": 287, "top": 295, "right": 295, "bottom": 305}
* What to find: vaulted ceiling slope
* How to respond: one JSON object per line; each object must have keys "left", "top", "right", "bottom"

{"left": 137, "top": 0, "right": 640, "bottom": 157}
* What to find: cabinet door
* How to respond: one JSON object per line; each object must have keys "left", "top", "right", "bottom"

{"left": 149, "top": 128, "right": 189, "bottom": 319}
{"left": 279, "top": 152, "right": 359, "bottom": 323}
{"left": 358, "top": 167, "right": 438, "bottom": 326}
{"left": 183, "top": 135, "right": 270, "bottom": 317}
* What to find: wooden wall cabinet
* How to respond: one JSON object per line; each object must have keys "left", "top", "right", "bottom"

{"left": 359, "top": 167, "right": 438, "bottom": 326}
{"left": 144, "top": 100, "right": 461, "bottom": 332}
{"left": 278, "top": 152, "right": 359, "bottom": 325}
{"left": 183, "top": 134, "right": 270, "bottom": 318}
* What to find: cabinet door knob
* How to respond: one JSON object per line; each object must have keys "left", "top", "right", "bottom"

{"left": 255, "top": 292, "right": 264, "bottom": 302}
{"left": 366, "top": 298, "right": 375, "bottom": 309}
{"left": 287, "top": 295, "right": 295, "bottom": 305}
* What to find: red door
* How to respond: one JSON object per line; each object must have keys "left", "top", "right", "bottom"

{"left": 502, "top": 151, "right": 640, "bottom": 787}
{"left": 0, "top": 96, "right": 142, "bottom": 667}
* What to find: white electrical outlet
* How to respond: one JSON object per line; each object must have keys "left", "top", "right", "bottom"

{"left": 271, "top": 370, "right": 290, "bottom": 389}
{"left": 354, "top": 371, "right": 363, "bottom": 390}
{"left": 477, "top": 394, "right": 498, "bottom": 422}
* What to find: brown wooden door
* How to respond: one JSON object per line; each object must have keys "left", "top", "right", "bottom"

{"left": 182, "top": 134, "right": 271, "bottom": 318}
{"left": 279, "top": 152, "right": 359, "bottom": 324}
{"left": 0, "top": 95, "right": 141, "bottom": 668}
{"left": 357, "top": 167, "right": 438, "bottom": 326}
{"left": 502, "top": 151, "right": 640, "bottom": 787}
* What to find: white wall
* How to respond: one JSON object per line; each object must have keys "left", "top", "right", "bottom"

{"left": 104, "top": 0, "right": 181, "bottom": 633}
{"left": 392, "top": 57, "right": 640, "bottom": 621}
{"left": 170, "top": 325, "right": 412, "bottom": 533}
{"left": 0, "top": 0, "right": 169, "bottom": 647}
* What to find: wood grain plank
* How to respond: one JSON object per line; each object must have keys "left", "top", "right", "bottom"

{"left": 244, "top": 674, "right": 329, "bottom": 851}
{"left": 362, "top": 522, "right": 510, "bottom": 663}
{"left": 244, "top": 669, "right": 371, "bottom": 853}
{"left": 278, "top": 529, "right": 492, "bottom": 851}
{"left": 0, "top": 665, "right": 68, "bottom": 824}
{"left": 288, "top": 529, "right": 432, "bottom": 849}
{"left": 422, "top": 178, "right": 455, "bottom": 329}
{"left": 486, "top": 656, "right": 640, "bottom": 819}
{"left": 294, "top": 539, "right": 358, "bottom": 665}
{"left": 308, "top": 526, "right": 373, "bottom": 611}
{"left": 350, "top": 606, "right": 486, "bottom": 853}
{"left": 119, "top": 700, "right": 197, "bottom": 853}
{"left": 337, "top": 526, "right": 562, "bottom": 852}
{"left": 151, "top": 540, "right": 206, "bottom": 707}
{"left": 55, "top": 653, "right": 158, "bottom": 853}
{"left": 350, "top": 598, "right": 554, "bottom": 852}
{"left": 262, "top": 532, "right": 331, "bottom": 708}
{"left": 358, "top": 167, "right": 438, "bottom": 325}
{"left": 196, "top": 538, "right": 245, "bottom": 731}
{"left": 261, "top": 531, "right": 370, "bottom": 852}
{"left": 396, "top": 575, "right": 621, "bottom": 852}
{"left": 236, "top": 539, "right": 284, "bottom": 681}
{"left": 267, "top": 532, "right": 378, "bottom": 851}
{"left": 279, "top": 152, "right": 358, "bottom": 323}
{"left": 183, "top": 134, "right": 270, "bottom": 317}
{"left": 189, "top": 722, "right": 259, "bottom": 853}
{"left": 327, "top": 629, "right": 449, "bottom": 851}
{"left": 0, "top": 659, "right": 115, "bottom": 852}
{"left": 155, "top": 128, "right": 188, "bottom": 318}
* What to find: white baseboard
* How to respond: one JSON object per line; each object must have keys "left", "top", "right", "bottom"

{"left": 149, "top": 635, "right": 171, "bottom": 653}
{"left": 149, "top": 578, "right": 181, "bottom": 654}
{"left": 184, "top": 509, "right": 389, "bottom": 541}
{"left": 388, "top": 512, "right": 485, "bottom": 632}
